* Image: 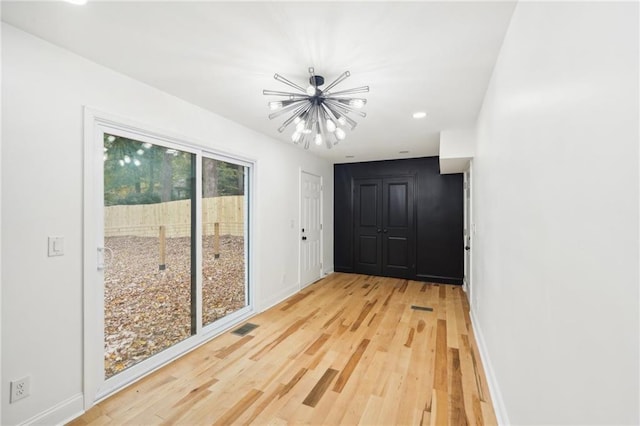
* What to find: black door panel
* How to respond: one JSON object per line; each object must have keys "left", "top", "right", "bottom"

{"left": 354, "top": 177, "right": 415, "bottom": 278}
{"left": 354, "top": 179, "right": 382, "bottom": 275}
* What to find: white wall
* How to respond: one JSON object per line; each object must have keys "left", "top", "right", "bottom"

{"left": 0, "top": 10, "right": 3, "bottom": 426}
{"left": 472, "top": 2, "right": 639, "bottom": 425}
{"left": 440, "top": 128, "right": 475, "bottom": 159}
{"left": 1, "top": 24, "right": 333, "bottom": 425}
{"left": 439, "top": 129, "right": 475, "bottom": 174}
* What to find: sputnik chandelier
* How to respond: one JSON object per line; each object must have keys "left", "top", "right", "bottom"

{"left": 263, "top": 67, "right": 369, "bottom": 149}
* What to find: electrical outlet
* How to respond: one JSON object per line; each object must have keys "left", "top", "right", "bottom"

{"left": 10, "top": 376, "right": 30, "bottom": 403}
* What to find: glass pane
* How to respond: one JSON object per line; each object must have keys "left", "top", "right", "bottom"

{"left": 103, "top": 134, "right": 195, "bottom": 379}
{"left": 202, "top": 157, "right": 247, "bottom": 326}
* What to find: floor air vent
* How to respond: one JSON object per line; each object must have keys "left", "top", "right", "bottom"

{"left": 410, "top": 305, "right": 434, "bottom": 312}
{"left": 231, "top": 323, "right": 259, "bottom": 336}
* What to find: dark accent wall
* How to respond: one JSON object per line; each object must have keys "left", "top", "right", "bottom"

{"left": 334, "top": 157, "right": 464, "bottom": 284}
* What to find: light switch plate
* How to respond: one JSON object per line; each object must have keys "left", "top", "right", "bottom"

{"left": 48, "top": 236, "right": 64, "bottom": 257}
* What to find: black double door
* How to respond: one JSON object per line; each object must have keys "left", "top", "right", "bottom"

{"left": 353, "top": 177, "right": 415, "bottom": 278}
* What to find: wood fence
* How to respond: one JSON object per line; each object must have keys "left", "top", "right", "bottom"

{"left": 105, "top": 196, "right": 244, "bottom": 237}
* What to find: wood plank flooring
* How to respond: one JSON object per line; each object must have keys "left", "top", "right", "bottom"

{"left": 69, "top": 273, "right": 497, "bottom": 425}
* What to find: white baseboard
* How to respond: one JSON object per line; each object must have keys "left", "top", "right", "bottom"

{"left": 19, "top": 393, "right": 84, "bottom": 426}
{"left": 258, "top": 282, "right": 300, "bottom": 312}
{"left": 469, "top": 309, "right": 510, "bottom": 426}
{"left": 259, "top": 270, "right": 335, "bottom": 313}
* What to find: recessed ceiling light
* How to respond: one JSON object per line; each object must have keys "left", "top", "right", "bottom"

{"left": 399, "top": 150, "right": 409, "bottom": 154}
{"left": 345, "top": 155, "right": 355, "bottom": 159}
{"left": 412, "top": 111, "right": 427, "bottom": 119}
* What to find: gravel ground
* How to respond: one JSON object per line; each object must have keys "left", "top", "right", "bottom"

{"left": 104, "top": 235, "right": 245, "bottom": 378}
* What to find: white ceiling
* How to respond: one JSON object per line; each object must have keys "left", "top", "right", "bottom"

{"left": 1, "top": 1, "right": 516, "bottom": 164}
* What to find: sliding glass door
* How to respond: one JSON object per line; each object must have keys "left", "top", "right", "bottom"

{"left": 85, "top": 112, "right": 252, "bottom": 404}
{"left": 103, "top": 134, "right": 196, "bottom": 378}
{"left": 202, "top": 157, "right": 248, "bottom": 327}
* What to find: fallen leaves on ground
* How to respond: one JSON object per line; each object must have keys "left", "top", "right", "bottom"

{"left": 104, "top": 234, "right": 245, "bottom": 378}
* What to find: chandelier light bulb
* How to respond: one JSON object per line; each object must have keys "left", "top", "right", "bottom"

{"left": 335, "top": 128, "right": 346, "bottom": 140}
{"left": 349, "top": 99, "right": 365, "bottom": 108}
{"left": 292, "top": 131, "right": 301, "bottom": 142}
{"left": 268, "top": 101, "right": 283, "bottom": 110}
{"left": 326, "top": 119, "right": 337, "bottom": 133}
{"left": 314, "top": 133, "right": 323, "bottom": 145}
{"left": 296, "top": 120, "right": 306, "bottom": 132}
{"left": 338, "top": 116, "right": 347, "bottom": 125}
{"left": 306, "top": 85, "right": 316, "bottom": 96}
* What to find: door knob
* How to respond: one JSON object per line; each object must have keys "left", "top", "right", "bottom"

{"left": 377, "top": 229, "right": 382, "bottom": 233}
{"left": 465, "top": 246, "right": 470, "bottom": 250}
{"left": 302, "top": 236, "right": 307, "bottom": 241}
{"left": 383, "top": 229, "right": 388, "bottom": 233}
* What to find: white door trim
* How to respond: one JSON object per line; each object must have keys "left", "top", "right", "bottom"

{"left": 463, "top": 161, "right": 473, "bottom": 301}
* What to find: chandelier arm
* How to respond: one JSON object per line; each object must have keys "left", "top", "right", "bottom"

{"left": 324, "top": 99, "right": 367, "bottom": 118}
{"left": 319, "top": 105, "right": 331, "bottom": 128}
{"left": 316, "top": 107, "right": 324, "bottom": 146}
{"left": 274, "top": 73, "right": 308, "bottom": 93}
{"left": 278, "top": 103, "right": 313, "bottom": 132}
{"left": 309, "top": 67, "right": 317, "bottom": 89}
{"left": 321, "top": 103, "right": 340, "bottom": 122}
{"left": 322, "top": 104, "right": 355, "bottom": 133}
{"left": 331, "top": 97, "right": 368, "bottom": 104}
{"left": 324, "top": 104, "right": 359, "bottom": 130}
{"left": 322, "top": 70, "right": 351, "bottom": 92}
{"left": 317, "top": 104, "right": 323, "bottom": 127}
{"left": 307, "top": 105, "right": 319, "bottom": 131}
{"left": 317, "top": 108, "right": 333, "bottom": 149}
{"left": 323, "top": 105, "right": 348, "bottom": 128}
{"left": 343, "top": 114, "right": 359, "bottom": 130}
{"left": 343, "top": 113, "right": 359, "bottom": 130}
{"left": 325, "top": 86, "right": 370, "bottom": 96}
{"left": 263, "top": 89, "right": 309, "bottom": 98}
{"left": 268, "top": 100, "right": 308, "bottom": 120}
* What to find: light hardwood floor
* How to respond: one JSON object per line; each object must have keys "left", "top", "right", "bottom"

{"left": 69, "top": 273, "right": 497, "bottom": 425}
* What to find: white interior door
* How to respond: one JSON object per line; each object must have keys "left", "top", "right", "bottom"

{"left": 300, "top": 171, "right": 322, "bottom": 288}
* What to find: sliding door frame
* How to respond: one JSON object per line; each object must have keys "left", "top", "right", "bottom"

{"left": 83, "top": 107, "right": 255, "bottom": 409}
